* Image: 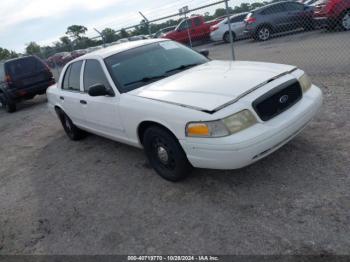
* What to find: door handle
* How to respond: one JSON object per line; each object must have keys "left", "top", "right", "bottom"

{"left": 80, "top": 100, "right": 87, "bottom": 105}
{"left": 60, "top": 96, "right": 64, "bottom": 100}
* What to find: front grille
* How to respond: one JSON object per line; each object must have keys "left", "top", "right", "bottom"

{"left": 252, "top": 80, "right": 302, "bottom": 121}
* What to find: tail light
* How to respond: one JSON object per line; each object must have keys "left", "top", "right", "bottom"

{"left": 245, "top": 17, "right": 256, "bottom": 24}
{"left": 210, "top": 25, "right": 219, "bottom": 32}
{"left": 5, "top": 74, "right": 13, "bottom": 87}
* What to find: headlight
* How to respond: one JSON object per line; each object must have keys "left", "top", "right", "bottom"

{"left": 186, "top": 110, "right": 257, "bottom": 138}
{"left": 299, "top": 73, "right": 312, "bottom": 93}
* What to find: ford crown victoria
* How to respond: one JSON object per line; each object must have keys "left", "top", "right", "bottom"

{"left": 47, "top": 39, "right": 322, "bottom": 181}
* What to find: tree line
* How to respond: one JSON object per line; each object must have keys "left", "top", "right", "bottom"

{"left": 1, "top": 1, "right": 272, "bottom": 60}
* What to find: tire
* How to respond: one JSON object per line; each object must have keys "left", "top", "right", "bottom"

{"left": 223, "top": 32, "right": 236, "bottom": 43}
{"left": 340, "top": 10, "right": 350, "bottom": 31}
{"left": 5, "top": 102, "right": 16, "bottom": 113}
{"left": 58, "top": 110, "right": 85, "bottom": 141}
{"left": 143, "top": 126, "right": 193, "bottom": 182}
{"left": 256, "top": 26, "right": 272, "bottom": 41}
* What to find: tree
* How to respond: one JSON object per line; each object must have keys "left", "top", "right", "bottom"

{"left": 101, "top": 28, "right": 117, "bottom": 43}
{"left": 0, "top": 47, "right": 18, "bottom": 60}
{"left": 60, "top": 36, "right": 72, "bottom": 46}
{"left": 26, "top": 42, "right": 41, "bottom": 56}
{"left": 66, "top": 25, "right": 88, "bottom": 40}
{"left": 119, "top": 28, "right": 129, "bottom": 38}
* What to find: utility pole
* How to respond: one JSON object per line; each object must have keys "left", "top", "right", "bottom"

{"left": 139, "top": 11, "right": 152, "bottom": 36}
{"left": 224, "top": 0, "right": 235, "bottom": 60}
{"left": 94, "top": 28, "right": 106, "bottom": 47}
{"left": 179, "top": 6, "right": 192, "bottom": 48}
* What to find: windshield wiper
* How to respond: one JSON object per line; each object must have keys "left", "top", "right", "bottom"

{"left": 166, "top": 63, "right": 201, "bottom": 74}
{"left": 124, "top": 74, "right": 168, "bottom": 86}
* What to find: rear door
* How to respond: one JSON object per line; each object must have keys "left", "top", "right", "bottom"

{"left": 59, "top": 61, "right": 85, "bottom": 126}
{"left": 229, "top": 14, "right": 248, "bottom": 38}
{"left": 79, "top": 59, "right": 125, "bottom": 139}
{"left": 284, "top": 2, "right": 308, "bottom": 28}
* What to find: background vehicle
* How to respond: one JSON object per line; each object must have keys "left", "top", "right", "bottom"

{"left": 210, "top": 12, "right": 248, "bottom": 42}
{"left": 163, "top": 15, "right": 220, "bottom": 43}
{"left": 47, "top": 52, "right": 72, "bottom": 67}
{"left": 71, "top": 49, "right": 87, "bottom": 59}
{"left": 313, "top": 0, "right": 350, "bottom": 30}
{"left": 153, "top": 26, "right": 176, "bottom": 38}
{"left": 0, "top": 56, "right": 55, "bottom": 112}
{"left": 244, "top": 1, "right": 315, "bottom": 41}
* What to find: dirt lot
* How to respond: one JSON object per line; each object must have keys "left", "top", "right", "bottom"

{"left": 0, "top": 30, "right": 350, "bottom": 255}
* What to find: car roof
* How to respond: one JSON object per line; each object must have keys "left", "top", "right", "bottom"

{"left": 3, "top": 55, "right": 36, "bottom": 64}
{"left": 253, "top": 1, "right": 298, "bottom": 12}
{"left": 75, "top": 38, "right": 167, "bottom": 61}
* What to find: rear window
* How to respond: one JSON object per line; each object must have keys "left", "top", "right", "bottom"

{"left": 5, "top": 57, "right": 46, "bottom": 79}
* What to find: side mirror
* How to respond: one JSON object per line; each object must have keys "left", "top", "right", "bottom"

{"left": 199, "top": 49, "right": 210, "bottom": 58}
{"left": 88, "top": 84, "right": 114, "bottom": 97}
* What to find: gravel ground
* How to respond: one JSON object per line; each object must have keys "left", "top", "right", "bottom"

{"left": 0, "top": 30, "right": 349, "bottom": 255}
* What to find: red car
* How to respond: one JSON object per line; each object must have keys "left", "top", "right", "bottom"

{"left": 163, "top": 15, "right": 220, "bottom": 44}
{"left": 313, "top": 0, "right": 350, "bottom": 30}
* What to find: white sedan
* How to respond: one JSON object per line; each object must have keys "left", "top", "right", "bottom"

{"left": 210, "top": 12, "right": 248, "bottom": 42}
{"left": 47, "top": 39, "right": 322, "bottom": 181}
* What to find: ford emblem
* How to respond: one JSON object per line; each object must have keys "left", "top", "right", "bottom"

{"left": 279, "top": 95, "right": 289, "bottom": 104}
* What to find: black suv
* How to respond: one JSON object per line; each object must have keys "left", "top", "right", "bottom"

{"left": 0, "top": 56, "right": 55, "bottom": 113}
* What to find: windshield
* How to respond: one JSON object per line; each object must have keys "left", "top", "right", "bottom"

{"left": 104, "top": 41, "right": 209, "bottom": 92}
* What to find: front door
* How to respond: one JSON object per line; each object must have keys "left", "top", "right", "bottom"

{"left": 80, "top": 59, "right": 125, "bottom": 140}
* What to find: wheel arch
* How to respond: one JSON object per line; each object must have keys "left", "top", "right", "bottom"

{"left": 256, "top": 23, "right": 274, "bottom": 33}
{"left": 137, "top": 120, "right": 179, "bottom": 145}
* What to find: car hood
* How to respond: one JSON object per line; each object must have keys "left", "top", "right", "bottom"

{"left": 129, "top": 60, "right": 296, "bottom": 112}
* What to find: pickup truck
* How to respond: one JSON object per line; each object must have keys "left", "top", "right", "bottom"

{"left": 163, "top": 15, "right": 221, "bottom": 44}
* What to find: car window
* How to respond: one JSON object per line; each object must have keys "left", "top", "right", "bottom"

{"left": 229, "top": 14, "right": 247, "bottom": 23}
{"left": 62, "top": 61, "right": 82, "bottom": 91}
{"left": 262, "top": 4, "right": 286, "bottom": 15}
{"left": 285, "top": 2, "right": 304, "bottom": 11}
{"left": 5, "top": 57, "right": 46, "bottom": 80}
{"left": 104, "top": 41, "right": 208, "bottom": 93}
{"left": 83, "top": 59, "right": 111, "bottom": 92}
{"left": 194, "top": 17, "right": 201, "bottom": 26}
{"left": 177, "top": 20, "right": 192, "bottom": 31}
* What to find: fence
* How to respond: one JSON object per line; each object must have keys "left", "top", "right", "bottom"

{"left": 44, "top": 0, "right": 350, "bottom": 82}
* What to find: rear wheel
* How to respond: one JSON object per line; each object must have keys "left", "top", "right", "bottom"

{"left": 143, "top": 126, "right": 193, "bottom": 182}
{"left": 256, "top": 26, "right": 271, "bottom": 41}
{"left": 340, "top": 10, "right": 350, "bottom": 31}
{"left": 5, "top": 102, "right": 16, "bottom": 113}
{"left": 223, "top": 31, "right": 236, "bottom": 43}
{"left": 58, "top": 110, "right": 85, "bottom": 141}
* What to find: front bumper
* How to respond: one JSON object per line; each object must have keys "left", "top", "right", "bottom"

{"left": 180, "top": 85, "right": 323, "bottom": 170}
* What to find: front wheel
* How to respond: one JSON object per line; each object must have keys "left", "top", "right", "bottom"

{"left": 340, "top": 10, "right": 350, "bottom": 31}
{"left": 143, "top": 126, "right": 193, "bottom": 182}
{"left": 256, "top": 26, "right": 271, "bottom": 41}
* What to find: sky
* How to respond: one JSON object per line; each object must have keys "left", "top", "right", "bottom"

{"left": 0, "top": 0, "right": 255, "bottom": 53}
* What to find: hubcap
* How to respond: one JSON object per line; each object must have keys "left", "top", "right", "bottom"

{"left": 259, "top": 28, "right": 270, "bottom": 40}
{"left": 157, "top": 146, "right": 169, "bottom": 164}
{"left": 342, "top": 12, "right": 350, "bottom": 30}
